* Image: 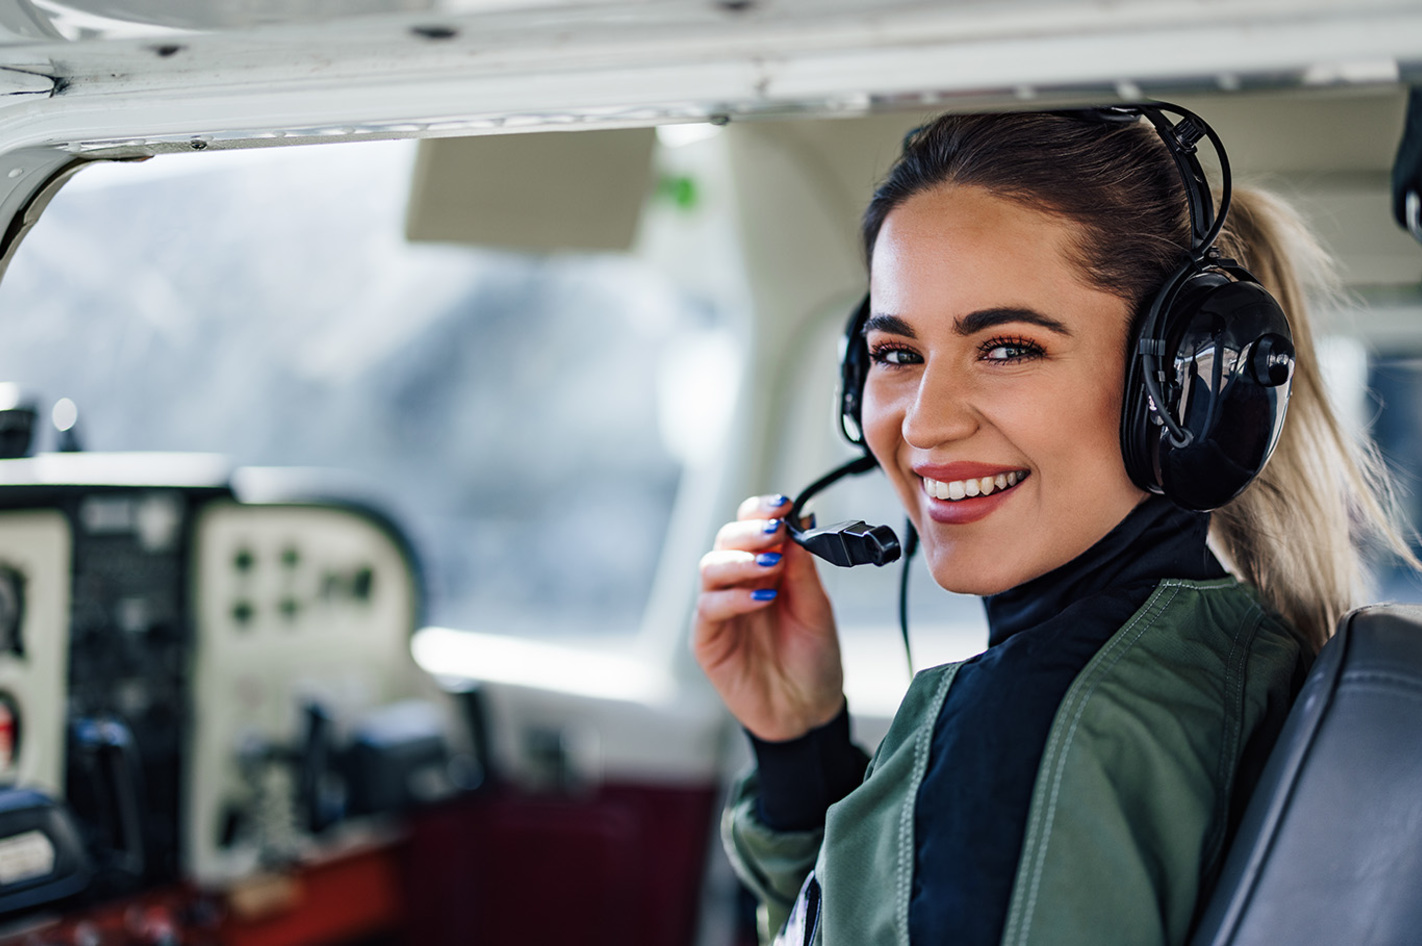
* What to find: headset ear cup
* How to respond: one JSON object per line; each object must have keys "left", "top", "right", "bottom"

{"left": 1123, "top": 267, "right": 1294, "bottom": 511}
{"left": 1121, "top": 263, "right": 1193, "bottom": 497}
{"left": 839, "top": 296, "right": 872, "bottom": 446}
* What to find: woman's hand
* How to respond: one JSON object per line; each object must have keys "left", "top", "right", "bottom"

{"left": 694, "top": 494, "right": 845, "bottom": 742}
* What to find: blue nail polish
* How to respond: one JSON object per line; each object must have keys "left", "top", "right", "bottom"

{"left": 763, "top": 518, "right": 781, "bottom": 534}
{"left": 756, "top": 552, "right": 782, "bottom": 567}
{"left": 769, "top": 494, "right": 790, "bottom": 508}
{"left": 752, "top": 589, "right": 778, "bottom": 601}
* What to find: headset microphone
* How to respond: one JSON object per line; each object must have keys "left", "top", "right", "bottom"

{"left": 784, "top": 455, "right": 900, "bottom": 567}
{"left": 783, "top": 451, "right": 915, "bottom": 671}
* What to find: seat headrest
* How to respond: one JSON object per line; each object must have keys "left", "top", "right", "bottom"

{"left": 1191, "top": 604, "right": 1422, "bottom": 945}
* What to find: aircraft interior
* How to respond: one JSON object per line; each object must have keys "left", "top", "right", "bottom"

{"left": 0, "top": 1, "right": 1414, "bottom": 944}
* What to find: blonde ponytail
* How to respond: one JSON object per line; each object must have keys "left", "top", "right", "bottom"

{"left": 1211, "top": 188, "right": 1417, "bottom": 650}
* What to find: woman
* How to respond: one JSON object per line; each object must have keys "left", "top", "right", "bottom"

{"left": 694, "top": 110, "right": 1410, "bottom": 946}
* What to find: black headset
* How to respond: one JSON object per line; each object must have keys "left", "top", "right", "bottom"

{"left": 790, "top": 102, "right": 1295, "bottom": 574}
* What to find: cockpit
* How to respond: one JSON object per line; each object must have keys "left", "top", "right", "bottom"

{"left": 0, "top": 2, "right": 1415, "bottom": 944}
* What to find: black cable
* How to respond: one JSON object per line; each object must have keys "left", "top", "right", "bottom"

{"left": 786, "top": 454, "right": 877, "bottom": 534}
{"left": 786, "top": 455, "right": 901, "bottom": 568}
{"left": 897, "top": 520, "right": 918, "bottom": 676}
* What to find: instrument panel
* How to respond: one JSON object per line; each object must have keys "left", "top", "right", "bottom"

{"left": 0, "top": 458, "right": 469, "bottom": 933}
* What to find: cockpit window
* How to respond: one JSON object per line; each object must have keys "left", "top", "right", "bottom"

{"left": 1364, "top": 346, "right": 1422, "bottom": 600}
{"left": 0, "top": 140, "right": 727, "bottom": 640}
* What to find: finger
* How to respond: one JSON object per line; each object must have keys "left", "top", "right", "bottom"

{"left": 700, "top": 548, "right": 785, "bottom": 590}
{"left": 695, "top": 586, "right": 779, "bottom": 625}
{"left": 714, "top": 516, "right": 787, "bottom": 552}
{"left": 736, "top": 493, "right": 793, "bottom": 521}
{"left": 779, "top": 540, "right": 834, "bottom": 617}
{"left": 782, "top": 537, "right": 821, "bottom": 581}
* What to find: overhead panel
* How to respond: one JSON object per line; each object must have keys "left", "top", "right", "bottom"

{"left": 404, "top": 128, "right": 655, "bottom": 253}
{"left": 1178, "top": 88, "right": 1420, "bottom": 287}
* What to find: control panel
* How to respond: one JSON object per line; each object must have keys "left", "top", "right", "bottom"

{"left": 0, "top": 457, "right": 471, "bottom": 928}
{"left": 188, "top": 500, "right": 458, "bottom": 882}
{"left": 0, "top": 511, "right": 70, "bottom": 798}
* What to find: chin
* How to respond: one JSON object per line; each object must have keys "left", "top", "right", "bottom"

{"left": 924, "top": 551, "right": 1026, "bottom": 597}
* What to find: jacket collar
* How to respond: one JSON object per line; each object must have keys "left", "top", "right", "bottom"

{"left": 983, "top": 496, "right": 1225, "bottom": 647}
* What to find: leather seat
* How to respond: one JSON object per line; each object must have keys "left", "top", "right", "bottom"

{"left": 1191, "top": 604, "right": 1422, "bottom": 945}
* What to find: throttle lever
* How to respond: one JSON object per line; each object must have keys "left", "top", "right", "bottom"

{"left": 71, "top": 716, "right": 146, "bottom": 880}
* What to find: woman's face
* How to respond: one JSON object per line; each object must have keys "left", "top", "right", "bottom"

{"left": 864, "top": 184, "right": 1147, "bottom": 596}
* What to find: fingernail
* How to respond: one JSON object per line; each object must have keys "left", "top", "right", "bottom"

{"left": 768, "top": 494, "right": 790, "bottom": 508}
{"left": 756, "top": 552, "right": 782, "bottom": 567}
{"left": 752, "top": 589, "right": 778, "bottom": 601}
{"left": 763, "top": 518, "right": 781, "bottom": 534}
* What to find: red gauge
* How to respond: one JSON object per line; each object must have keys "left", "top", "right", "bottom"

{"left": 0, "top": 691, "right": 19, "bottom": 780}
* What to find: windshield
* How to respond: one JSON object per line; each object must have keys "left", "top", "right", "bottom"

{"left": 0, "top": 139, "right": 724, "bottom": 640}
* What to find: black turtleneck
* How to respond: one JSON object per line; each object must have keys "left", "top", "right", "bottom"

{"left": 910, "top": 495, "right": 1223, "bottom": 945}
{"left": 748, "top": 496, "right": 1226, "bottom": 939}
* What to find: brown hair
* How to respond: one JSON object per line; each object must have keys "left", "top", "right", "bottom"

{"left": 862, "top": 111, "right": 1415, "bottom": 649}
{"left": 863, "top": 113, "right": 1187, "bottom": 312}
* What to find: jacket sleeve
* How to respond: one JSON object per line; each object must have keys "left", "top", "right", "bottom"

{"left": 722, "top": 769, "right": 826, "bottom": 943}
{"left": 721, "top": 705, "right": 869, "bottom": 942}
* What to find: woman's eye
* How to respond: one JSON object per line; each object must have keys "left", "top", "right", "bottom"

{"left": 870, "top": 345, "right": 921, "bottom": 367}
{"left": 979, "top": 337, "right": 1045, "bottom": 362}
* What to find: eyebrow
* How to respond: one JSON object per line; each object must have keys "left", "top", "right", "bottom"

{"left": 864, "top": 307, "right": 1072, "bottom": 339}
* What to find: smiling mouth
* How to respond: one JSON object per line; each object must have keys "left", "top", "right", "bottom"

{"left": 921, "top": 470, "right": 1029, "bottom": 501}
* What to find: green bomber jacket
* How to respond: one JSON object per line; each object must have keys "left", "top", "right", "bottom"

{"left": 723, "top": 577, "right": 1308, "bottom": 946}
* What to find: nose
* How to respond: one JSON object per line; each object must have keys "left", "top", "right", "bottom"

{"left": 902, "top": 361, "right": 979, "bottom": 450}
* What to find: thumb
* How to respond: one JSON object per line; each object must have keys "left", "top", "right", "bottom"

{"left": 781, "top": 537, "right": 828, "bottom": 597}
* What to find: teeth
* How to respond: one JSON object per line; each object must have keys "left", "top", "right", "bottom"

{"left": 922, "top": 470, "right": 1026, "bottom": 502}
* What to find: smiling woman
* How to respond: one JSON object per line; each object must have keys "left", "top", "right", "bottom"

{"left": 863, "top": 185, "right": 1144, "bottom": 596}
{"left": 694, "top": 108, "right": 1416, "bottom": 946}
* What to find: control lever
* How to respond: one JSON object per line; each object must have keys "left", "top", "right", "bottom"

{"left": 71, "top": 717, "right": 146, "bottom": 881}
{"left": 297, "top": 701, "right": 344, "bottom": 834}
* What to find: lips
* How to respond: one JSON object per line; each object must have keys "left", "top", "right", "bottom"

{"left": 922, "top": 469, "right": 1024, "bottom": 500}
{"left": 913, "top": 462, "right": 1030, "bottom": 525}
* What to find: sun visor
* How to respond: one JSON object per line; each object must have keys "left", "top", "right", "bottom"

{"left": 405, "top": 128, "right": 656, "bottom": 253}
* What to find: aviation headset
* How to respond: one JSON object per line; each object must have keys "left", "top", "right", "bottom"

{"left": 789, "top": 102, "right": 1295, "bottom": 586}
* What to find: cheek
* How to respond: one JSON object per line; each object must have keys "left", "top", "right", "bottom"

{"left": 861, "top": 380, "right": 920, "bottom": 492}
{"left": 1079, "top": 366, "right": 1129, "bottom": 457}
{"left": 860, "top": 378, "right": 894, "bottom": 453}
{"left": 1029, "top": 370, "right": 1135, "bottom": 499}
{"left": 861, "top": 377, "right": 909, "bottom": 451}
{"left": 994, "top": 368, "right": 1127, "bottom": 480}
